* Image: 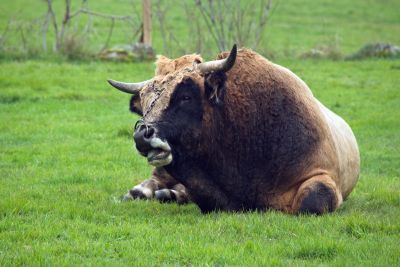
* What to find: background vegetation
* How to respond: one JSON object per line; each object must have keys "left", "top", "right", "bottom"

{"left": 0, "top": 0, "right": 399, "bottom": 266}
{"left": 1, "top": 0, "right": 400, "bottom": 59}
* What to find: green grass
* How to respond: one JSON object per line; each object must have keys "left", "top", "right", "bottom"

{"left": 0, "top": 59, "right": 399, "bottom": 266}
{"left": 0, "top": 0, "right": 400, "bottom": 266}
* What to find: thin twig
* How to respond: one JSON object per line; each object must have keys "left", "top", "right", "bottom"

{"left": 41, "top": 11, "right": 51, "bottom": 51}
{"left": 195, "top": 0, "right": 222, "bottom": 51}
{"left": 0, "top": 18, "right": 12, "bottom": 47}
{"left": 46, "top": 0, "right": 59, "bottom": 51}
{"left": 216, "top": 0, "right": 226, "bottom": 50}
{"left": 71, "top": 8, "right": 133, "bottom": 21}
{"left": 252, "top": 0, "right": 271, "bottom": 49}
{"left": 101, "top": 18, "right": 114, "bottom": 51}
{"left": 57, "top": 0, "right": 71, "bottom": 51}
{"left": 19, "top": 25, "right": 27, "bottom": 52}
{"left": 155, "top": 0, "right": 169, "bottom": 52}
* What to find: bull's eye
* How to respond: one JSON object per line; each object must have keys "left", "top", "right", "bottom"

{"left": 182, "top": 96, "right": 191, "bottom": 101}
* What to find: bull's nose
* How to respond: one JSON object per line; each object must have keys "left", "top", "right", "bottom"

{"left": 134, "top": 124, "right": 156, "bottom": 155}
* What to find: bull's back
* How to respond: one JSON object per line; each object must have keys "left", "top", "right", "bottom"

{"left": 317, "top": 101, "right": 360, "bottom": 199}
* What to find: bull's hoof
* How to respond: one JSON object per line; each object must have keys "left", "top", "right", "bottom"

{"left": 155, "top": 189, "right": 174, "bottom": 203}
{"left": 121, "top": 193, "right": 134, "bottom": 202}
{"left": 127, "top": 185, "right": 154, "bottom": 200}
{"left": 129, "top": 188, "right": 152, "bottom": 199}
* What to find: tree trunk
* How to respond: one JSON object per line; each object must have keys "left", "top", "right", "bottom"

{"left": 142, "top": 0, "right": 152, "bottom": 46}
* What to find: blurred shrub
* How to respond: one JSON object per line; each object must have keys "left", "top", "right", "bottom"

{"left": 346, "top": 43, "right": 400, "bottom": 60}
{"left": 300, "top": 41, "right": 343, "bottom": 60}
{"left": 61, "top": 33, "right": 91, "bottom": 60}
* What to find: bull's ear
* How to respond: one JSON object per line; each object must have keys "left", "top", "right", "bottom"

{"left": 204, "top": 72, "right": 227, "bottom": 106}
{"left": 198, "top": 44, "right": 237, "bottom": 106}
{"left": 129, "top": 95, "right": 143, "bottom": 115}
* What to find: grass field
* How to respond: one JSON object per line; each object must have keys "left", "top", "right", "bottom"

{"left": 1, "top": 0, "right": 400, "bottom": 266}
{"left": 1, "top": 59, "right": 399, "bottom": 266}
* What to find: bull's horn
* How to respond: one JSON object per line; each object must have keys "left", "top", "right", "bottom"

{"left": 107, "top": 79, "right": 151, "bottom": 94}
{"left": 196, "top": 44, "right": 237, "bottom": 74}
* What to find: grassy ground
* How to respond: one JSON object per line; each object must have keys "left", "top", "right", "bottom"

{"left": 0, "top": 59, "right": 399, "bottom": 266}
{"left": 1, "top": 0, "right": 400, "bottom": 266}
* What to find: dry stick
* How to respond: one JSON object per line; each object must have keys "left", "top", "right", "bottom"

{"left": 42, "top": 0, "right": 137, "bottom": 54}
{"left": 129, "top": 0, "right": 142, "bottom": 43}
{"left": 206, "top": 0, "right": 225, "bottom": 51}
{"left": 233, "top": 0, "right": 243, "bottom": 46}
{"left": 133, "top": 22, "right": 143, "bottom": 39}
{"left": 19, "top": 26, "right": 27, "bottom": 52}
{"left": 101, "top": 18, "right": 114, "bottom": 51}
{"left": 82, "top": 1, "right": 93, "bottom": 35}
{"left": 46, "top": 0, "right": 59, "bottom": 52}
{"left": 67, "top": 3, "right": 137, "bottom": 52}
{"left": 0, "top": 18, "right": 12, "bottom": 47}
{"left": 241, "top": 1, "right": 254, "bottom": 47}
{"left": 132, "top": 23, "right": 143, "bottom": 42}
{"left": 216, "top": 0, "right": 226, "bottom": 50}
{"left": 57, "top": 0, "right": 71, "bottom": 51}
{"left": 195, "top": 1, "right": 222, "bottom": 51}
{"left": 41, "top": 11, "right": 50, "bottom": 51}
{"left": 253, "top": 0, "right": 271, "bottom": 49}
{"left": 223, "top": 0, "right": 235, "bottom": 47}
{"left": 71, "top": 9, "right": 133, "bottom": 21}
{"left": 183, "top": 1, "right": 202, "bottom": 53}
{"left": 155, "top": 0, "right": 169, "bottom": 53}
{"left": 169, "top": 32, "right": 186, "bottom": 55}
{"left": 255, "top": 0, "right": 279, "bottom": 49}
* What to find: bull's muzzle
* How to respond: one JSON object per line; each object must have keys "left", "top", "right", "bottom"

{"left": 133, "top": 122, "right": 173, "bottom": 167}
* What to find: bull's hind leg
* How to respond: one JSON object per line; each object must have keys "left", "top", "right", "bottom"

{"left": 292, "top": 175, "right": 343, "bottom": 214}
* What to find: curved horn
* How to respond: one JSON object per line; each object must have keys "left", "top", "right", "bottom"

{"left": 107, "top": 79, "right": 152, "bottom": 94}
{"left": 196, "top": 44, "right": 237, "bottom": 74}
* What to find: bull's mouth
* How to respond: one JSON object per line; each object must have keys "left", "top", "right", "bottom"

{"left": 147, "top": 149, "right": 172, "bottom": 167}
{"left": 145, "top": 138, "right": 173, "bottom": 167}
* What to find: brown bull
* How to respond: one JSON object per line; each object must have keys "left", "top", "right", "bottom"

{"left": 109, "top": 45, "right": 360, "bottom": 214}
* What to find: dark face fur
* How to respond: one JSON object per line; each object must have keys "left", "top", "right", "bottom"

{"left": 112, "top": 45, "right": 237, "bottom": 168}
{"left": 130, "top": 73, "right": 206, "bottom": 167}
{"left": 156, "top": 78, "right": 204, "bottom": 144}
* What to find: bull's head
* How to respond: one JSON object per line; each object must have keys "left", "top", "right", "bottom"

{"left": 108, "top": 45, "right": 237, "bottom": 167}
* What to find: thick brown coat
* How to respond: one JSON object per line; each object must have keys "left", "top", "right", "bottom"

{"left": 119, "top": 48, "right": 360, "bottom": 214}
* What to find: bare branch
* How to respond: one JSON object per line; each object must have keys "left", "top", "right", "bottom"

{"left": 46, "top": 0, "right": 59, "bottom": 51}
{"left": 57, "top": 0, "right": 72, "bottom": 51}
{"left": 154, "top": 0, "right": 170, "bottom": 52}
{"left": 19, "top": 25, "right": 27, "bottom": 52}
{"left": 183, "top": 1, "right": 203, "bottom": 53}
{"left": 195, "top": 0, "right": 223, "bottom": 51}
{"left": 195, "top": 0, "right": 274, "bottom": 51}
{"left": 41, "top": 10, "right": 50, "bottom": 51}
{"left": 252, "top": 0, "right": 272, "bottom": 49}
{"left": 101, "top": 18, "right": 115, "bottom": 51}
{"left": 0, "top": 18, "right": 12, "bottom": 47}
{"left": 72, "top": 9, "right": 133, "bottom": 21}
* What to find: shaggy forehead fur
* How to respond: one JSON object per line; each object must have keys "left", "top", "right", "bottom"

{"left": 155, "top": 54, "right": 203, "bottom": 76}
{"left": 139, "top": 54, "right": 205, "bottom": 120}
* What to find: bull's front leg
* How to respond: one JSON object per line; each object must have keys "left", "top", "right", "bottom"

{"left": 123, "top": 167, "right": 190, "bottom": 204}
{"left": 168, "top": 165, "right": 240, "bottom": 213}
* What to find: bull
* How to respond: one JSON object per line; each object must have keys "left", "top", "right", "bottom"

{"left": 108, "top": 45, "right": 360, "bottom": 214}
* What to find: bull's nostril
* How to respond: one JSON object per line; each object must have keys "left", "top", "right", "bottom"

{"left": 144, "top": 126, "right": 155, "bottom": 139}
{"left": 133, "top": 123, "right": 156, "bottom": 155}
